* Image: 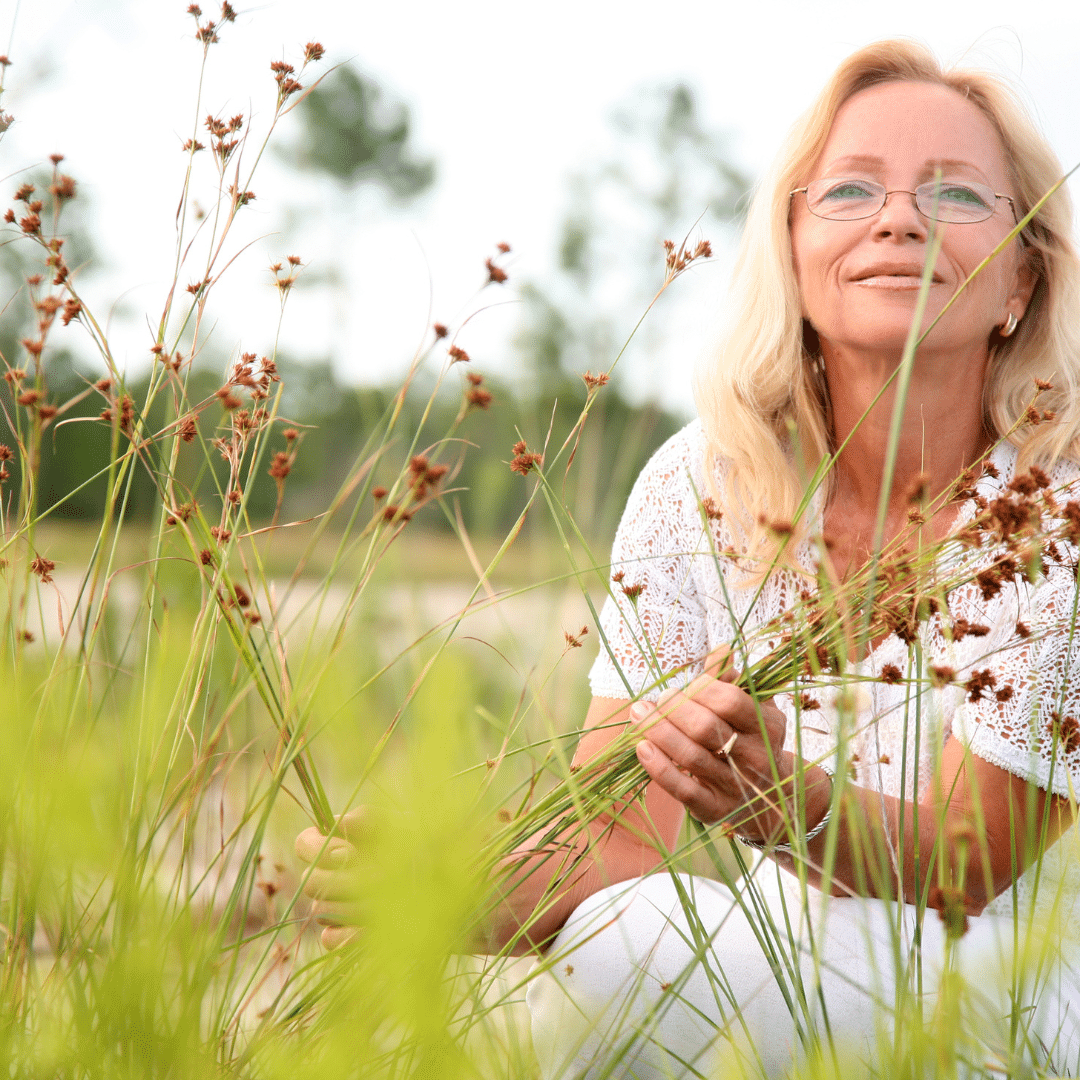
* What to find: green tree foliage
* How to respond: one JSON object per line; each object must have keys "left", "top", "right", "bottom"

{"left": 519, "top": 82, "right": 751, "bottom": 397}
{"left": 285, "top": 65, "right": 435, "bottom": 198}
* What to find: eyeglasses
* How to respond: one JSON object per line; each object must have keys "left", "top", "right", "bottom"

{"left": 789, "top": 177, "right": 1017, "bottom": 225}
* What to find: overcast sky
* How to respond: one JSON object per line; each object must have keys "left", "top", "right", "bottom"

{"left": 4, "top": 0, "right": 1080, "bottom": 415}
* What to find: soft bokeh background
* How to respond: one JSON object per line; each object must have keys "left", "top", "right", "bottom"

{"left": 7, "top": 0, "right": 1080, "bottom": 417}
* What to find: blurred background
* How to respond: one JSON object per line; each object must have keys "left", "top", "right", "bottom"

{"left": 3, "top": 0, "right": 1079, "bottom": 539}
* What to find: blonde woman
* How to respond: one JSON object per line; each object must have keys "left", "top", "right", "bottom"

{"left": 298, "top": 40, "right": 1080, "bottom": 1078}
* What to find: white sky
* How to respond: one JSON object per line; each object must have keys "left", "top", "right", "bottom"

{"left": 4, "top": 0, "right": 1080, "bottom": 416}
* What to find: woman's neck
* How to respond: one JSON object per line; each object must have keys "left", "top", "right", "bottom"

{"left": 821, "top": 339, "right": 993, "bottom": 515}
{"left": 818, "top": 339, "right": 993, "bottom": 571}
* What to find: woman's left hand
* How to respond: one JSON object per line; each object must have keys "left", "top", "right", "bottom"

{"left": 632, "top": 649, "right": 791, "bottom": 839}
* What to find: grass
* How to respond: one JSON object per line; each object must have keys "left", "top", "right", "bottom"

{"left": 2, "top": 8, "right": 1080, "bottom": 1079}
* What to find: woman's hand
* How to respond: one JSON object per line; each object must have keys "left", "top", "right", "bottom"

{"left": 631, "top": 649, "right": 794, "bottom": 840}
{"left": 294, "top": 807, "right": 369, "bottom": 950}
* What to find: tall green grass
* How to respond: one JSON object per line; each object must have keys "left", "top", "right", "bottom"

{"left": 2, "top": 7, "right": 1080, "bottom": 1078}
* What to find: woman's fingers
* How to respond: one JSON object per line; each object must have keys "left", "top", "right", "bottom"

{"left": 321, "top": 925, "right": 360, "bottom": 950}
{"left": 295, "top": 825, "right": 354, "bottom": 869}
{"left": 636, "top": 740, "right": 721, "bottom": 824}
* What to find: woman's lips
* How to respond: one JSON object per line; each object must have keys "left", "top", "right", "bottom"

{"left": 852, "top": 273, "right": 941, "bottom": 290}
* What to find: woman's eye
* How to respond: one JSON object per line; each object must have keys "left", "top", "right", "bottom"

{"left": 938, "top": 184, "right": 991, "bottom": 208}
{"left": 822, "top": 181, "right": 876, "bottom": 200}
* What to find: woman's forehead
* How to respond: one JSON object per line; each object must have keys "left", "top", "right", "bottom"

{"left": 817, "top": 81, "right": 1011, "bottom": 187}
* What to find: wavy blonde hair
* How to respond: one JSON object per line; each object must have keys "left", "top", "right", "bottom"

{"left": 694, "top": 39, "right": 1080, "bottom": 573}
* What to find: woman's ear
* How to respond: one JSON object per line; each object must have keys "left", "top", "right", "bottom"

{"left": 1007, "top": 253, "right": 1039, "bottom": 323}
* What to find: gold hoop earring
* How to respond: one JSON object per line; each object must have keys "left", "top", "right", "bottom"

{"left": 1000, "top": 312, "right": 1018, "bottom": 338}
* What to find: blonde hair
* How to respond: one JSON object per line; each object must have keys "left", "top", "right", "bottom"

{"left": 694, "top": 39, "right": 1080, "bottom": 573}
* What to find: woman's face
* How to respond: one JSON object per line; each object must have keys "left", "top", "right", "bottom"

{"left": 790, "top": 80, "right": 1035, "bottom": 361}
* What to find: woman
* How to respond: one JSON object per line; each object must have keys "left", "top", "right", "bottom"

{"left": 297, "top": 41, "right": 1080, "bottom": 1078}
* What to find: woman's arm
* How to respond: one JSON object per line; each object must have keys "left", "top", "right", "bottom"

{"left": 483, "top": 695, "right": 687, "bottom": 955}
{"left": 295, "top": 696, "right": 691, "bottom": 956}
{"left": 634, "top": 669, "right": 1074, "bottom": 913}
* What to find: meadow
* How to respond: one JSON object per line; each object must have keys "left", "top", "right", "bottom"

{"left": 4, "top": 7, "right": 1080, "bottom": 1079}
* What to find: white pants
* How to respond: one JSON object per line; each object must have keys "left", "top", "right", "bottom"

{"left": 526, "top": 866, "right": 1080, "bottom": 1078}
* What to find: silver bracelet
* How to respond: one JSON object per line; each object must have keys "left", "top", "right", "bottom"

{"left": 735, "top": 759, "right": 836, "bottom": 855}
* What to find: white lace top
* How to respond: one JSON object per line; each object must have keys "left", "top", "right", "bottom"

{"left": 589, "top": 420, "right": 1080, "bottom": 920}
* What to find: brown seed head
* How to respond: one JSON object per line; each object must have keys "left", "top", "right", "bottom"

{"left": 466, "top": 387, "right": 492, "bottom": 409}
{"left": 929, "top": 665, "right": 955, "bottom": 689}
{"left": 283, "top": 427, "right": 299, "bottom": 441}
{"left": 0, "top": 445, "right": 10, "bottom": 460}
{"left": 433, "top": 322, "right": 448, "bottom": 339}
{"left": 880, "top": 664, "right": 903, "bottom": 684}
{"left": 268, "top": 451, "right": 291, "bottom": 480}
{"left": 49, "top": 175, "right": 76, "bottom": 201}
{"left": 582, "top": 371, "right": 610, "bottom": 390}
{"left": 17, "top": 388, "right": 41, "bottom": 407}
{"left": 199, "top": 548, "right": 213, "bottom": 565}
{"left": 485, "top": 258, "right": 507, "bottom": 284}
{"left": 61, "top": 298, "right": 81, "bottom": 325}
{"left": 448, "top": 344, "right": 470, "bottom": 364}
{"left": 372, "top": 486, "right": 388, "bottom": 500}
{"left": 30, "top": 555, "right": 55, "bottom": 583}
{"left": 304, "top": 42, "right": 325, "bottom": 63}
{"left": 217, "top": 387, "right": 242, "bottom": 410}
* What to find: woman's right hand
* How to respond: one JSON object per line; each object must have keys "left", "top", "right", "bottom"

{"left": 294, "top": 807, "right": 369, "bottom": 950}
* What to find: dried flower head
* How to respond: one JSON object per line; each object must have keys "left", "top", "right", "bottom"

{"left": 217, "top": 386, "right": 242, "bottom": 410}
{"left": 880, "top": 664, "right": 903, "bottom": 684}
{"left": 1034, "top": 377, "right": 1054, "bottom": 391}
{"left": 509, "top": 441, "right": 542, "bottom": 476}
{"left": 582, "top": 371, "right": 610, "bottom": 391}
{"left": 799, "top": 694, "right": 821, "bottom": 711}
{"left": 1050, "top": 713, "right": 1080, "bottom": 754}
{"left": 179, "top": 417, "right": 198, "bottom": 443}
{"left": 964, "top": 668, "right": 997, "bottom": 702}
{"left": 199, "top": 548, "right": 213, "bottom": 565}
{"left": 283, "top": 426, "right": 299, "bottom": 441}
{"left": 466, "top": 386, "right": 492, "bottom": 409}
{"left": 30, "top": 555, "right": 55, "bottom": 583}
{"left": 49, "top": 175, "right": 76, "bottom": 202}
{"left": 304, "top": 42, "right": 325, "bottom": 63}
{"left": 448, "top": 345, "right": 470, "bottom": 364}
{"left": 485, "top": 258, "right": 507, "bottom": 284}
{"left": 700, "top": 497, "right": 723, "bottom": 522}
{"left": 621, "top": 582, "right": 645, "bottom": 601}
{"left": 372, "top": 486, "right": 388, "bottom": 500}
{"left": 268, "top": 451, "right": 291, "bottom": 480}
{"left": 929, "top": 665, "right": 955, "bottom": 689}
{"left": 564, "top": 625, "right": 589, "bottom": 648}
{"left": 433, "top": 322, "right": 448, "bottom": 339}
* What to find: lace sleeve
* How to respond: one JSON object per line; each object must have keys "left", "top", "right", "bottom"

{"left": 588, "top": 426, "right": 710, "bottom": 702}
{"left": 952, "top": 561, "right": 1080, "bottom": 798}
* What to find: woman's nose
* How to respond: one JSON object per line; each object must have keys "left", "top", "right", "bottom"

{"left": 872, "top": 190, "right": 928, "bottom": 242}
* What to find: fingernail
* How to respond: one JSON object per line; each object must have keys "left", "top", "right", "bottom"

{"left": 327, "top": 846, "right": 349, "bottom": 866}
{"left": 630, "top": 701, "right": 650, "bottom": 722}
{"left": 636, "top": 740, "right": 654, "bottom": 761}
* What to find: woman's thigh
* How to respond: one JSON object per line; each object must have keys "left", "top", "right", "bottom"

{"left": 525, "top": 871, "right": 1080, "bottom": 1079}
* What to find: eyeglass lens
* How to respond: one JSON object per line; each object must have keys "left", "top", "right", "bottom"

{"left": 805, "top": 178, "right": 998, "bottom": 223}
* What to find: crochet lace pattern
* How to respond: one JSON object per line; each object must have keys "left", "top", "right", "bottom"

{"left": 589, "top": 420, "right": 1080, "bottom": 920}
